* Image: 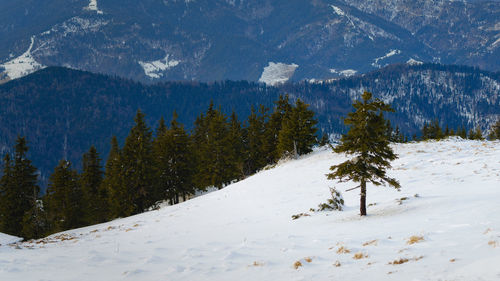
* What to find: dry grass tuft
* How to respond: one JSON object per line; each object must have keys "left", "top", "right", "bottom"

{"left": 363, "top": 239, "right": 378, "bottom": 246}
{"left": 291, "top": 213, "right": 311, "bottom": 220}
{"left": 488, "top": 240, "right": 498, "bottom": 248}
{"left": 293, "top": 261, "right": 303, "bottom": 269}
{"left": 333, "top": 261, "right": 341, "bottom": 267}
{"left": 336, "top": 246, "right": 351, "bottom": 254}
{"left": 407, "top": 235, "right": 425, "bottom": 245}
{"left": 389, "top": 258, "right": 409, "bottom": 265}
{"left": 304, "top": 257, "right": 313, "bottom": 263}
{"left": 450, "top": 258, "right": 457, "bottom": 262}
{"left": 353, "top": 252, "right": 368, "bottom": 259}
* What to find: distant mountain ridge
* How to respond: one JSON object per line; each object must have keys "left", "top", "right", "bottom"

{"left": 0, "top": 0, "right": 499, "bottom": 83}
{"left": 0, "top": 63, "right": 498, "bottom": 187}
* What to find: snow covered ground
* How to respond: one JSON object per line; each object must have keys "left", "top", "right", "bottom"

{"left": 138, "top": 55, "right": 180, "bottom": 79}
{"left": 1, "top": 139, "right": 499, "bottom": 281}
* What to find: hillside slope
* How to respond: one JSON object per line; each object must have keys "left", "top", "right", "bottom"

{"left": 1, "top": 139, "right": 499, "bottom": 280}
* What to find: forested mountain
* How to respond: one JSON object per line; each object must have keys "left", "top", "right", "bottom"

{"left": 0, "top": 0, "right": 499, "bottom": 84}
{"left": 0, "top": 63, "right": 499, "bottom": 187}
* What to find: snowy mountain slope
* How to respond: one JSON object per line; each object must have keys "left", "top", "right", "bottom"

{"left": 0, "top": 0, "right": 498, "bottom": 82}
{"left": 1, "top": 139, "right": 499, "bottom": 280}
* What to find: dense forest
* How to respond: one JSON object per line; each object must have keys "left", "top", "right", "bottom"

{"left": 0, "top": 63, "right": 499, "bottom": 187}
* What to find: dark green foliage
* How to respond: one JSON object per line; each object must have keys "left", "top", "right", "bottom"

{"left": 277, "top": 99, "right": 318, "bottom": 158}
{"left": 244, "top": 106, "right": 269, "bottom": 175}
{"left": 154, "top": 112, "right": 194, "bottom": 204}
{"left": 267, "top": 95, "right": 294, "bottom": 162}
{"left": 0, "top": 137, "right": 39, "bottom": 237}
{"left": 468, "top": 127, "right": 484, "bottom": 140}
{"left": 227, "top": 111, "right": 245, "bottom": 181}
{"left": 422, "top": 119, "right": 444, "bottom": 140}
{"left": 103, "top": 136, "right": 127, "bottom": 218}
{"left": 327, "top": 92, "right": 400, "bottom": 216}
{"left": 80, "top": 146, "right": 106, "bottom": 224}
{"left": 318, "top": 132, "right": 330, "bottom": 146}
{"left": 193, "top": 103, "right": 239, "bottom": 189}
{"left": 121, "top": 110, "right": 155, "bottom": 214}
{"left": 45, "top": 160, "right": 84, "bottom": 232}
{"left": 489, "top": 119, "right": 500, "bottom": 140}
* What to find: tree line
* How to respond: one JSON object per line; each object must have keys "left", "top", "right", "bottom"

{"left": 0, "top": 95, "right": 319, "bottom": 239}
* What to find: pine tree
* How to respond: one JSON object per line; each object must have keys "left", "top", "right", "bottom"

{"left": 228, "top": 111, "right": 245, "bottom": 180}
{"left": 267, "top": 95, "right": 293, "bottom": 162}
{"left": 277, "top": 98, "right": 318, "bottom": 158}
{"left": 154, "top": 111, "right": 194, "bottom": 204}
{"left": 45, "top": 160, "right": 84, "bottom": 232}
{"left": 80, "top": 146, "right": 106, "bottom": 224}
{"left": 121, "top": 110, "right": 155, "bottom": 214}
{"left": 0, "top": 137, "right": 39, "bottom": 237}
{"left": 489, "top": 119, "right": 500, "bottom": 140}
{"left": 327, "top": 92, "right": 400, "bottom": 216}
{"left": 244, "top": 106, "right": 268, "bottom": 174}
{"left": 103, "top": 136, "right": 127, "bottom": 218}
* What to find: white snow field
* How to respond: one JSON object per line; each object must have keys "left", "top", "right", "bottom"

{"left": 259, "top": 62, "right": 298, "bottom": 86}
{"left": 1, "top": 139, "right": 500, "bottom": 281}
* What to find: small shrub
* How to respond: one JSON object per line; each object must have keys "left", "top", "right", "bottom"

{"left": 318, "top": 187, "right": 344, "bottom": 211}
{"left": 291, "top": 213, "right": 310, "bottom": 220}
{"left": 304, "top": 257, "right": 313, "bottom": 263}
{"left": 293, "top": 261, "right": 302, "bottom": 269}
{"left": 353, "top": 252, "right": 368, "bottom": 259}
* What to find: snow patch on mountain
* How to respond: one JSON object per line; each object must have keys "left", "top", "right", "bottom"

{"left": 85, "top": 0, "right": 103, "bottom": 14}
{"left": 407, "top": 58, "right": 424, "bottom": 65}
{"left": 0, "top": 37, "right": 45, "bottom": 80}
{"left": 139, "top": 55, "right": 180, "bottom": 79}
{"left": 330, "top": 68, "right": 358, "bottom": 77}
{"left": 372, "top": 49, "right": 401, "bottom": 67}
{"left": 259, "top": 62, "right": 298, "bottom": 85}
{"left": 330, "top": 5, "right": 345, "bottom": 16}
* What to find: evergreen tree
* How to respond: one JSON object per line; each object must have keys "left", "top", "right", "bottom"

{"left": 80, "top": 146, "right": 106, "bottom": 224}
{"left": 327, "top": 92, "right": 400, "bottom": 216}
{"left": 0, "top": 137, "right": 39, "bottom": 237}
{"left": 489, "top": 119, "right": 500, "bottom": 140}
{"left": 468, "top": 127, "right": 484, "bottom": 140}
{"left": 103, "top": 136, "right": 127, "bottom": 218}
{"left": 457, "top": 125, "right": 467, "bottom": 139}
{"left": 267, "top": 94, "right": 293, "bottom": 162}
{"left": 244, "top": 106, "right": 268, "bottom": 175}
{"left": 277, "top": 99, "right": 318, "bottom": 158}
{"left": 318, "top": 132, "right": 330, "bottom": 146}
{"left": 121, "top": 110, "right": 155, "bottom": 214}
{"left": 154, "top": 112, "right": 194, "bottom": 204}
{"left": 45, "top": 160, "right": 84, "bottom": 232}
{"left": 228, "top": 111, "right": 245, "bottom": 180}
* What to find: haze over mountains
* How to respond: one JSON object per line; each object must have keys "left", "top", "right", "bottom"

{"left": 1, "top": 0, "right": 499, "bottom": 83}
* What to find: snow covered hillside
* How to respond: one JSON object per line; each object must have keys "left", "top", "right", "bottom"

{"left": 1, "top": 139, "right": 499, "bottom": 281}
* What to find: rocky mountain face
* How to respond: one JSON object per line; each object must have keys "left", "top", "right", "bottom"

{"left": 0, "top": 64, "right": 498, "bottom": 187}
{"left": 0, "top": 0, "right": 498, "bottom": 84}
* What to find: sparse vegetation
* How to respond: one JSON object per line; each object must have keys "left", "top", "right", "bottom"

{"left": 407, "top": 235, "right": 425, "bottom": 245}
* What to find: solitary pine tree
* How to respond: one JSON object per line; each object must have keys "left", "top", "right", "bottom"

{"left": 327, "top": 92, "right": 400, "bottom": 216}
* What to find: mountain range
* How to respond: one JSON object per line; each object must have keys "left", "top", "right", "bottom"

{"left": 0, "top": 63, "right": 498, "bottom": 187}
{"left": 1, "top": 0, "right": 499, "bottom": 84}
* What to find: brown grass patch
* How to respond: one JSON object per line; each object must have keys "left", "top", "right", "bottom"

{"left": 293, "top": 261, "right": 303, "bottom": 269}
{"left": 488, "top": 240, "right": 498, "bottom": 248}
{"left": 353, "top": 252, "right": 368, "bottom": 259}
{"left": 250, "top": 261, "right": 264, "bottom": 267}
{"left": 450, "top": 258, "right": 456, "bottom": 262}
{"left": 336, "top": 246, "right": 351, "bottom": 254}
{"left": 389, "top": 258, "right": 409, "bottom": 265}
{"left": 333, "top": 261, "right": 341, "bottom": 267}
{"left": 407, "top": 235, "right": 424, "bottom": 245}
{"left": 363, "top": 239, "right": 378, "bottom": 246}
{"left": 304, "top": 257, "right": 313, "bottom": 263}
{"left": 133, "top": 224, "right": 140, "bottom": 227}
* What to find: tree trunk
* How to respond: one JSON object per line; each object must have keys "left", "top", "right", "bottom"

{"left": 360, "top": 179, "right": 367, "bottom": 216}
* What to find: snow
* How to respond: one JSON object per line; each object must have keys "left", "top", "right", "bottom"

{"left": 372, "top": 49, "right": 401, "bottom": 68}
{"left": 0, "top": 37, "right": 45, "bottom": 80}
{"left": 330, "top": 68, "right": 358, "bottom": 77}
{"left": 407, "top": 58, "right": 424, "bottom": 65}
{"left": 1, "top": 139, "right": 500, "bottom": 280}
{"left": 330, "top": 5, "right": 345, "bottom": 16}
{"left": 0, "top": 233, "right": 21, "bottom": 246}
{"left": 138, "top": 55, "right": 180, "bottom": 79}
{"left": 85, "top": 0, "right": 104, "bottom": 14}
{"left": 259, "top": 62, "right": 298, "bottom": 85}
